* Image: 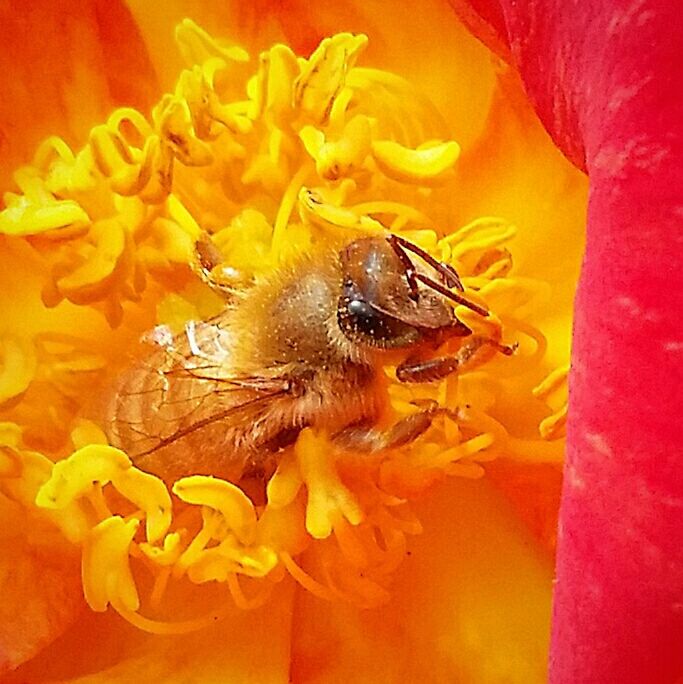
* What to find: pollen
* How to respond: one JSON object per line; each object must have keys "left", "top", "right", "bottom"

{"left": 0, "top": 20, "right": 565, "bottom": 628}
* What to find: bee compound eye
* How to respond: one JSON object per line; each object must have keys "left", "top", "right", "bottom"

{"left": 347, "top": 299, "right": 371, "bottom": 317}
{"left": 338, "top": 294, "right": 420, "bottom": 348}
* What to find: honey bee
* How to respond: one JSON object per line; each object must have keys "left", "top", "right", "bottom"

{"left": 106, "top": 233, "right": 512, "bottom": 486}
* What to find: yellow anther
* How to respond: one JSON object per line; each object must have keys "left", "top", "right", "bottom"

{"left": 144, "top": 217, "right": 195, "bottom": 266}
{"left": 210, "top": 99, "right": 253, "bottom": 136}
{"left": 82, "top": 516, "right": 140, "bottom": 612}
{"left": 108, "top": 135, "right": 154, "bottom": 196}
{"left": 250, "top": 44, "right": 300, "bottom": 122}
{"left": 534, "top": 365, "right": 569, "bottom": 440}
{"left": 55, "top": 218, "right": 126, "bottom": 304}
{"left": 89, "top": 124, "right": 135, "bottom": 177}
{"left": 294, "top": 33, "right": 368, "bottom": 122}
{"left": 135, "top": 136, "right": 173, "bottom": 204}
{"left": 298, "top": 187, "right": 384, "bottom": 235}
{"left": 166, "top": 195, "right": 202, "bottom": 241}
{"left": 533, "top": 364, "right": 570, "bottom": 400}
{"left": 299, "top": 126, "right": 326, "bottom": 160}
{"left": 45, "top": 146, "right": 98, "bottom": 196}
{"left": 477, "top": 278, "right": 551, "bottom": 320}
{"left": 398, "top": 228, "right": 439, "bottom": 250}
{"left": 213, "top": 208, "right": 273, "bottom": 278}
{"left": 112, "top": 468, "right": 172, "bottom": 544}
{"left": 107, "top": 107, "right": 154, "bottom": 139}
{"left": 328, "top": 86, "right": 354, "bottom": 129}
{"left": 175, "top": 18, "right": 249, "bottom": 66}
{"left": 241, "top": 128, "right": 290, "bottom": 190}
{"left": 295, "top": 428, "right": 363, "bottom": 540}
{"left": 176, "top": 67, "right": 217, "bottom": 140}
{"left": 257, "top": 498, "right": 309, "bottom": 555}
{"left": 265, "top": 44, "right": 299, "bottom": 121}
{"left": 0, "top": 195, "right": 90, "bottom": 237}
{"left": 1, "top": 449, "right": 94, "bottom": 543}
{"left": 156, "top": 292, "right": 200, "bottom": 332}
{"left": 266, "top": 450, "right": 302, "bottom": 509}
{"left": 70, "top": 420, "right": 108, "bottom": 449}
{"left": 448, "top": 223, "right": 517, "bottom": 262}
{"left": 36, "top": 444, "right": 131, "bottom": 509}
{"left": 300, "top": 115, "right": 374, "bottom": 180}
{"left": 246, "top": 70, "right": 265, "bottom": 120}
{"left": 173, "top": 476, "right": 257, "bottom": 545}
{"left": 155, "top": 96, "right": 214, "bottom": 167}
{"left": 371, "top": 139, "right": 460, "bottom": 184}
{"left": 199, "top": 56, "right": 228, "bottom": 90}
{"left": 12, "top": 168, "right": 52, "bottom": 200}
{"left": 442, "top": 216, "right": 514, "bottom": 245}
{"left": 139, "top": 532, "right": 184, "bottom": 566}
{"left": 352, "top": 202, "right": 435, "bottom": 233}
{"left": 187, "top": 537, "right": 278, "bottom": 582}
{"left": 33, "top": 136, "right": 76, "bottom": 170}
{"left": 539, "top": 404, "right": 568, "bottom": 440}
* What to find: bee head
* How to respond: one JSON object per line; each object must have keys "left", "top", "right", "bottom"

{"left": 337, "top": 236, "right": 475, "bottom": 350}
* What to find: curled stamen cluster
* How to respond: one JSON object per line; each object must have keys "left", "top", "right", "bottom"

{"left": 0, "top": 22, "right": 565, "bottom": 629}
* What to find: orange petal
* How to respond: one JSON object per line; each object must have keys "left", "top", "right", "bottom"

{"left": 291, "top": 478, "right": 553, "bottom": 682}
{"left": 8, "top": 577, "right": 295, "bottom": 682}
{"left": 0, "top": 1, "right": 157, "bottom": 194}
{"left": 0, "top": 495, "right": 82, "bottom": 675}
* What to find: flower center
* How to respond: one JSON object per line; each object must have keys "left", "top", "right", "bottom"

{"left": 0, "top": 20, "right": 566, "bottom": 631}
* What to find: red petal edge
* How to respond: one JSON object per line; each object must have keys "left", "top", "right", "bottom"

{"left": 450, "top": 1, "right": 683, "bottom": 682}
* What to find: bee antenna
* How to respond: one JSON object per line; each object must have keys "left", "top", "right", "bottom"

{"left": 413, "top": 272, "right": 489, "bottom": 317}
{"left": 386, "top": 234, "right": 420, "bottom": 301}
{"left": 386, "top": 234, "right": 486, "bottom": 315}
{"left": 387, "top": 234, "right": 465, "bottom": 292}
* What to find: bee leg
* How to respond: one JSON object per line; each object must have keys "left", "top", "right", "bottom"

{"left": 396, "top": 336, "right": 516, "bottom": 383}
{"left": 381, "top": 407, "right": 456, "bottom": 449}
{"left": 333, "top": 407, "right": 453, "bottom": 452}
{"left": 395, "top": 355, "right": 460, "bottom": 383}
{"left": 191, "top": 235, "right": 235, "bottom": 297}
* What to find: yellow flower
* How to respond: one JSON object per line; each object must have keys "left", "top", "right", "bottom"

{"left": 0, "top": 2, "right": 587, "bottom": 682}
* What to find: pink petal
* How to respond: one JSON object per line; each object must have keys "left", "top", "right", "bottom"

{"left": 452, "top": 1, "right": 683, "bottom": 680}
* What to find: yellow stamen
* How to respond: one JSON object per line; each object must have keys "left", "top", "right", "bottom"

{"left": 226, "top": 573, "right": 276, "bottom": 610}
{"left": 293, "top": 33, "right": 368, "bottom": 123}
{"left": 295, "top": 428, "right": 364, "bottom": 540}
{"left": 534, "top": 364, "right": 570, "bottom": 440}
{"left": 172, "top": 475, "right": 257, "bottom": 545}
{"left": 113, "top": 601, "right": 231, "bottom": 635}
{"left": 35, "top": 445, "right": 131, "bottom": 509}
{"left": 371, "top": 139, "right": 460, "bottom": 184}
{"left": 266, "top": 450, "right": 302, "bottom": 509}
{"left": 0, "top": 22, "right": 562, "bottom": 620}
{"left": 280, "top": 552, "right": 336, "bottom": 602}
{"left": 114, "top": 467, "right": 172, "bottom": 544}
{"left": 270, "top": 164, "right": 312, "bottom": 257}
{"left": 82, "top": 516, "right": 140, "bottom": 612}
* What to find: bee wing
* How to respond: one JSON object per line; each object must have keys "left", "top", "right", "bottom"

{"left": 131, "top": 379, "right": 292, "bottom": 458}
{"left": 106, "top": 318, "right": 295, "bottom": 479}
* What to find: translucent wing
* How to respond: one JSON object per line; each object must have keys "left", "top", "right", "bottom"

{"left": 106, "top": 317, "right": 294, "bottom": 482}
